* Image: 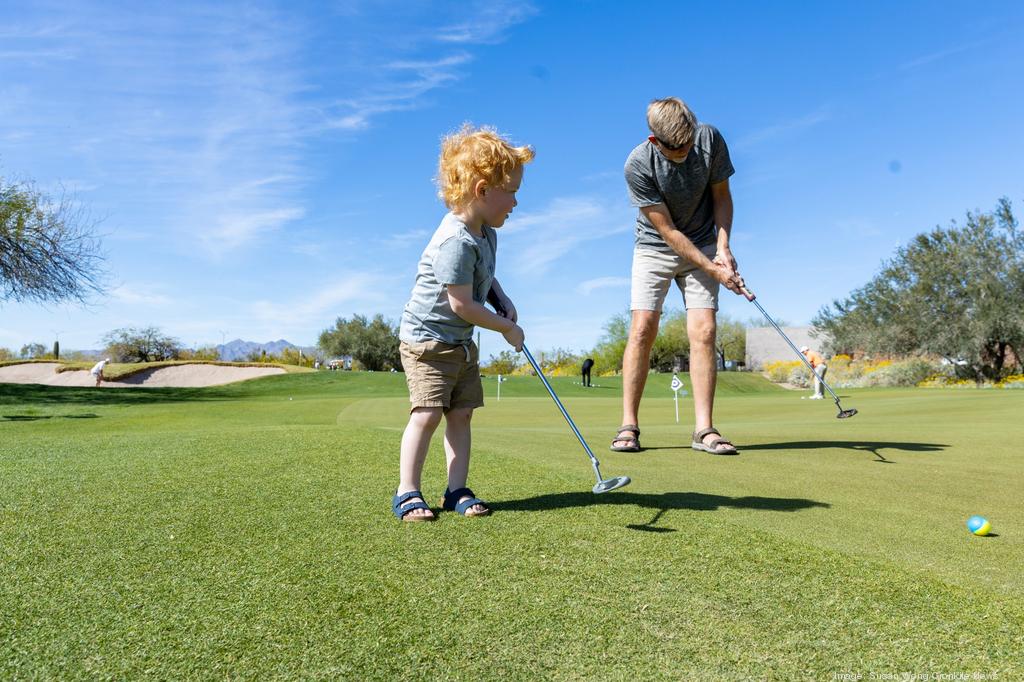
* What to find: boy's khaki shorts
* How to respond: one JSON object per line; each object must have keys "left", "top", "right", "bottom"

{"left": 631, "top": 244, "right": 720, "bottom": 312}
{"left": 400, "top": 340, "right": 483, "bottom": 412}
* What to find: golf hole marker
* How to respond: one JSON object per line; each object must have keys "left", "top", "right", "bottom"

{"left": 670, "top": 374, "right": 686, "bottom": 423}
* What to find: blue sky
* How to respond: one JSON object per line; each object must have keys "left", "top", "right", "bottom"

{"left": 2, "top": 1, "right": 1023, "bottom": 356}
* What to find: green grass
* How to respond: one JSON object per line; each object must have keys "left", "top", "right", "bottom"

{"left": 2, "top": 371, "right": 1022, "bottom": 679}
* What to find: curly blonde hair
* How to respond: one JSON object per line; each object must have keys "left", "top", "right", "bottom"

{"left": 437, "top": 124, "right": 535, "bottom": 209}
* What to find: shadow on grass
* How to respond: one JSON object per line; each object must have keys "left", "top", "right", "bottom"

{"left": 494, "top": 490, "right": 830, "bottom": 533}
{"left": 493, "top": 490, "right": 830, "bottom": 518}
{"left": 739, "top": 440, "right": 948, "bottom": 464}
{"left": 2, "top": 413, "right": 99, "bottom": 421}
{"left": 0, "top": 383, "right": 233, "bottom": 407}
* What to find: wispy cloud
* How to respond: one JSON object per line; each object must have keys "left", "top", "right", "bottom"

{"left": 321, "top": 2, "right": 534, "bottom": 132}
{"left": 2, "top": 5, "right": 311, "bottom": 257}
{"left": 382, "top": 228, "right": 433, "bottom": 250}
{"left": 576, "top": 276, "right": 630, "bottom": 296}
{"left": 110, "top": 284, "right": 173, "bottom": 306}
{"left": 248, "top": 272, "right": 394, "bottom": 328}
{"left": 734, "top": 107, "right": 831, "bottom": 149}
{"left": 326, "top": 53, "right": 473, "bottom": 131}
{"left": 436, "top": 5, "right": 538, "bottom": 43}
{"left": 501, "top": 196, "right": 632, "bottom": 275}
{"left": 899, "top": 40, "right": 987, "bottom": 71}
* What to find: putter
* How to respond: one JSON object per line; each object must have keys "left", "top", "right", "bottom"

{"left": 740, "top": 285, "right": 858, "bottom": 419}
{"left": 521, "top": 345, "right": 632, "bottom": 493}
{"left": 487, "top": 287, "right": 630, "bottom": 493}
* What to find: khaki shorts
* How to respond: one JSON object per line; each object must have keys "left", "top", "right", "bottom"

{"left": 400, "top": 340, "right": 483, "bottom": 412}
{"left": 631, "top": 244, "right": 720, "bottom": 312}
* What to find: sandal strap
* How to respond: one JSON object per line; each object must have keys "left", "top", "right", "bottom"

{"left": 615, "top": 424, "right": 641, "bottom": 436}
{"left": 693, "top": 427, "right": 721, "bottom": 441}
{"left": 392, "top": 490, "right": 431, "bottom": 518}
{"left": 394, "top": 501, "right": 431, "bottom": 519}
{"left": 393, "top": 490, "right": 425, "bottom": 507}
{"left": 455, "top": 497, "right": 487, "bottom": 514}
{"left": 442, "top": 487, "right": 474, "bottom": 510}
{"left": 708, "top": 438, "right": 733, "bottom": 448}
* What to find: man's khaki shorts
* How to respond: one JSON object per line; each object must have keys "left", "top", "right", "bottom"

{"left": 631, "top": 244, "right": 720, "bottom": 312}
{"left": 400, "top": 340, "right": 483, "bottom": 412}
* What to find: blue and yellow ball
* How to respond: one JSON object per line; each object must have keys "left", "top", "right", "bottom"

{"left": 967, "top": 515, "right": 992, "bottom": 536}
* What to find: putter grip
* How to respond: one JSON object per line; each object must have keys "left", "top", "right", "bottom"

{"left": 487, "top": 286, "right": 507, "bottom": 316}
{"left": 740, "top": 284, "right": 756, "bottom": 302}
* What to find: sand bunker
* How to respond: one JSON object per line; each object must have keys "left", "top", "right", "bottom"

{"left": 0, "top": 363, "right": 285, "bottom": 388}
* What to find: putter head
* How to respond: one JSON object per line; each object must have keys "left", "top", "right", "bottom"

{"left": 593, "top": 476, "right": 631, "bottom": 494}
{"left": 837, "top": 408, "right": 858, "bottom": 419}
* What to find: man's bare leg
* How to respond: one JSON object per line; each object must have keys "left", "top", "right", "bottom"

{"left": 687, "top": 308, "right": 722, "bottom": 445}
{"left": 614, "top": 310, "right": 660, "bottom": 448}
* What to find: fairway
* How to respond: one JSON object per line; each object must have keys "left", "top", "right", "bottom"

{"left": 2, "top": 372, "right": 1022, "bottom": 679}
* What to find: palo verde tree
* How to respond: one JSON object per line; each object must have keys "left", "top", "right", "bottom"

{"left": 318, "top": 314, "right": 401, "bottom": 372}
{"left": 1, "top": 176, "right": 105, "bottom": 303}
{"left": 813, "top": 198, "right": 1024, "bottom": 381}
{"left": 102, "top": 326, "right": 183, "bottom": 363}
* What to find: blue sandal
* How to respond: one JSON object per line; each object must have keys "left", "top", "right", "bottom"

{"left": 392, "top": 490, "right": 435, "bottom": 522}
{"left": 441, "top": 487, "right": 491, "bottom": 517}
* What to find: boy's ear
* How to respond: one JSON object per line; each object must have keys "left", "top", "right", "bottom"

{"left": 473, "top": 178, "right": 488, "bottom": 198}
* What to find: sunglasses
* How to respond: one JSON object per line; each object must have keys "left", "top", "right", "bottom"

{"left": 654, "top": 137, "right": 692, "bottom": 152}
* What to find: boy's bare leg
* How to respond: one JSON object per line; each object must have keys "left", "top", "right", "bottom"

{"left": 614, "top": 310, "right": 660, "bottom": 447}
{"left": 688, "top": 308, "right": 719, "bottom": 442}
{"left": 397, "top": 406, "right": 444, "bottom": 519}
{"left": 443, "top": 407, "right": 486, "bottom": 514}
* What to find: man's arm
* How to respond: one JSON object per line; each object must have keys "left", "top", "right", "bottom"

{"left": 710, "top": 178, "right": 737, "bottom": 273}
{"left": 640, "top": 204, "right": 742, "bottom": 293}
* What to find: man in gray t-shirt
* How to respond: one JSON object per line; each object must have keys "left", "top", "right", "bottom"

{"left": 611, "top": 97, "right": 746, "bottom": 456}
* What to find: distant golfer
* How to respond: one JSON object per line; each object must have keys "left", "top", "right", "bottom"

{"left": 612, "top": 96, "right": 745, "bottom": 455}
{"left": 581, "top": 358, "right": 594, "bottom": 387}
{"left": 800, "top": 346, "right": 828, "bottom": 399}
{"left": 90, "top": 358, "right": 111, "bottom": 387}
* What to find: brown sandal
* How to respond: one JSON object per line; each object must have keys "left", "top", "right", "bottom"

{"left": 610, "top": 425, "right": 642, "bottom": 452}
{"left": 691, "top": 427, "right": 738, "bottom": 455}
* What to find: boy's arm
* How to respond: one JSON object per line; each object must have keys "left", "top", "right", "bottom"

{"left": 448, "top": 284, "right": 524, "bottom": 351}
{"left": 640, "top": 204, "right": 742, "bottom": 294}
{"left": 487, "top": 277, "right": 517, "bottom": 322}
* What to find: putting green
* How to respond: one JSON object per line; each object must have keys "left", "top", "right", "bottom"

{"left": 2, "top": 372, "right": 1021, "bottom": 678}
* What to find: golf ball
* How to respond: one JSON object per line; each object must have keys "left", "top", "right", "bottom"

{"left": 967, "top": 515, "right": 991, "bottom": 536}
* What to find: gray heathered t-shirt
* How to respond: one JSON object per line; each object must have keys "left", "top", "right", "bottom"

{"left": 399, "top": 212, "right": 497, "bottom": 345}
{"left": 624, "top": 123, "right": 735, "bottom": 252}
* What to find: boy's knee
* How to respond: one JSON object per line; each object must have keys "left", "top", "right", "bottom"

{"left": 411, "top": 406, "right": 444, "bottom": 428}
{"left": 445, "top": 407, "right": 474, "bottom": 425}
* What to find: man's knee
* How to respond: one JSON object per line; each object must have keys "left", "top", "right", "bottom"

{"left": 628, "top": 311, "right": 660, "bottom": 350}
{"left": 688, "top": 311, "right": 717, "bottom": 346}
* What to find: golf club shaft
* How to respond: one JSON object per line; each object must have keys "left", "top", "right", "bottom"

{"left": 521, "top": 345, "right": 601, "bottom": 468}
{"left": 741, "top": 287, "right": 842, "bottom": 403}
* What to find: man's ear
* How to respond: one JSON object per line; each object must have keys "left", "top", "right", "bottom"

{"left": 473, "top": 178, "right": 488, "bottom": 198}
{"left": 647, "top": 135, "right": 658, "bottom": 144}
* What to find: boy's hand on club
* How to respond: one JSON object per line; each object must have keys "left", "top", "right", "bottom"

{"left": 502, "top": 323, "right": 524, "bottom": 352}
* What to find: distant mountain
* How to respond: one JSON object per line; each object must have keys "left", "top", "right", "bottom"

{"left": 216, "top": 339, "right": 318, "bottom": 361}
